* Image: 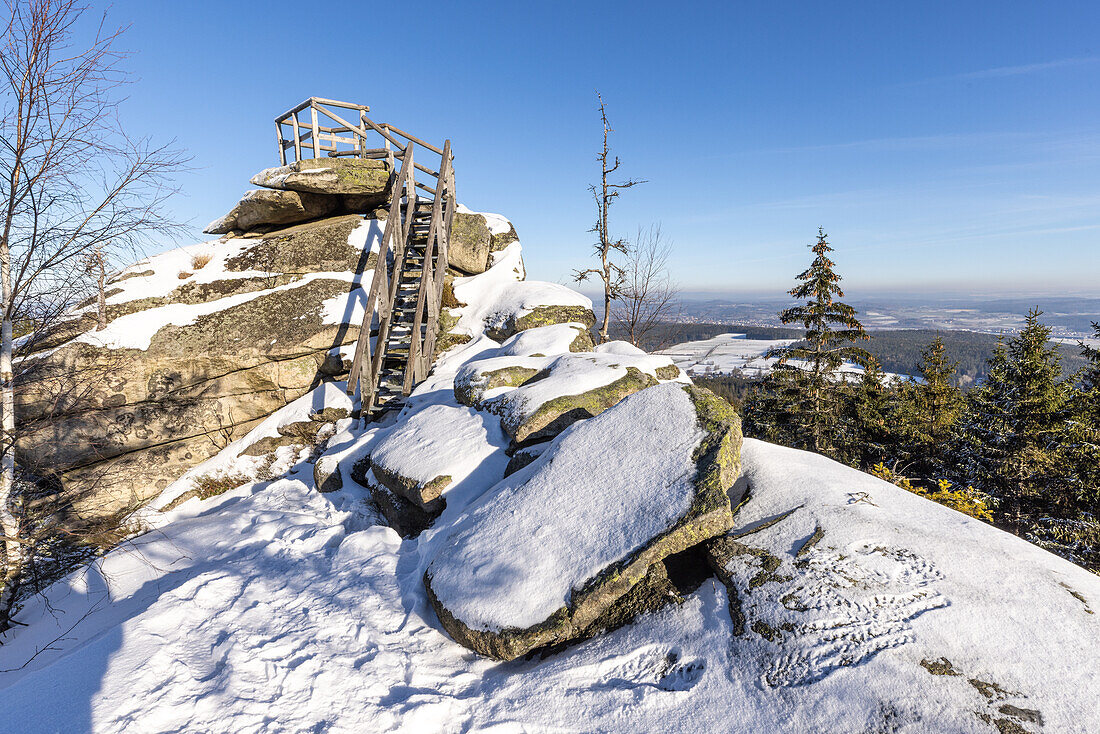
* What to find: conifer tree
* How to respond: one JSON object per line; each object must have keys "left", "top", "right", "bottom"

{"left": 766, "top": 228, "right": 872, "bottom": 454}
{"left": 949, "top": 310, "right": 1074, "bottom": 521}
{"left": 837, "top": 356, "right": 895, "bottom": 468}
{"left": 948, "top": 340, "right": 1011, "bottom": 506}
{"left": 905, "top": 337, "right": 964, "bottom": 477}
{"left": 1067, "top": 321, "right": 1100, "bottom": 513}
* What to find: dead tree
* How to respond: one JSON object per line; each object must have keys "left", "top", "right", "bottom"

{"left": 84, "top": 246, "right": 106, "bottom": 330}
{"left": 0, "top": 0, "right": 186, "bottom": 634}
{"left": 612, "top": 224, "right": 680, "bottom": 350}
{"left": 574, "top": 92, "right": 644, "bottom": 343}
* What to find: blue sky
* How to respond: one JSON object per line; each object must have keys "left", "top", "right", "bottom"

{"left": 106, "top": 0, "right": 1098, "bottom": 296}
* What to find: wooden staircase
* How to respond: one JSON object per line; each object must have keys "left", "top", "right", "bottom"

{"left": 274, "top": 98, "right": 456, "bottom": 420}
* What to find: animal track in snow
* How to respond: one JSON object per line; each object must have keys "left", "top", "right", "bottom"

{"left": 731, "top": 541, "right": 947, "bottom": 687}
{"left": 574, "top": 645, "right": 706, "bottom": 694}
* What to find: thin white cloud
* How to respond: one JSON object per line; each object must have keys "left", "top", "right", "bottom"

{"left": 902, "top": 56, "right": 1099, "bottom": 86}
{"left": 955, "top": 56, "right": 1099, "bottom": 80}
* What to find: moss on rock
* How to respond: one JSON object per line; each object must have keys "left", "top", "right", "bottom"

{"left": 425, "top": 384, "right": 744, "bottom": 660}
{"left": 506, "top": 366, "right": 657, "bottom": 444}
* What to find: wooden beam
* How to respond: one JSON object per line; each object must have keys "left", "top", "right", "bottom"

{"left": 310, "top": 104, "right": 321, "bottom": 158}
{"left": 276, "top": 122, "right": 287, "bottom": 165}
{"left": 379, "top": 123, "right": 444, "bottom": 156}
{"left": 290, "top": 114, "right": 301, "bottom": 162}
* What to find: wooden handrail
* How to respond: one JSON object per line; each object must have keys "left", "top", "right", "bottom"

{"left": 275, "top": 98, "right": 455, "bottom": 415}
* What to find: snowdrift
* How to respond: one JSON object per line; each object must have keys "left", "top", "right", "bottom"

{"left": 1, "top": 215, "right": 1098, "bottom": 734}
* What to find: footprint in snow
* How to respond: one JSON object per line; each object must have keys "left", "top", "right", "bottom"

{"left": 578, "top": 646, "right": 706, "bottom": 694}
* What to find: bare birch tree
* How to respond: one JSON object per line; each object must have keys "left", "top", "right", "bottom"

{"left": 0, "top": 0, "right": 185, "bottom": 634}
{"left": 574, "top": 92, "right": 644, "bottom": 343}
{"left": 612, "top": 224, "right": 680, "bottom": 349}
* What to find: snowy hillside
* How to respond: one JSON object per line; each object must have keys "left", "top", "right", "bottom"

{"left": 660, "top": 332, "right": 908, "bottom": 381}
{"left": 2, "top": 223, "right": 1098, "bottom": 733}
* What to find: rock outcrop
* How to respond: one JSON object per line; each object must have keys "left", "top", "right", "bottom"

{"left": 15, "top": 215, "right": 381, "bottom": 513}
{"left": 206, "top": 158, "right": 391, "bottom": 234}
{"left": 453, "top": 345, "right": 686, "bottom": 445}
{"left": 425, "top": 384, "right": 744, "bottom": 660}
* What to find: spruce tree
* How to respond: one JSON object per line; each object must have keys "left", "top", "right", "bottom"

{"left": 837, "top": 356, "right": 895, "bottom": 468}
{"left": 949, "top": 310, "right": 1074, "bottom": 521}
{"left": 1068, "top": 321, "right": 1100, "bottom": 513}
{"left": 907, "top": 337, "right": 964, "bottom": 478}
{"left": 948, "top": 340, "right": 1011, "bottom": 506}
{"left": 767, "top": 228, "right": 872, "bottom": 454}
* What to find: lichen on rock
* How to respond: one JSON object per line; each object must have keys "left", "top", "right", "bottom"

{"left": 424, "top": 383, "right": 743, "bottom": 660}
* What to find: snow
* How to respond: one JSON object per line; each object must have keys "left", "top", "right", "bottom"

{"left": 494, "top": 323, "right": 588, "bottom": 357}
{"left": 67, "top": 218, "right": 382, "bottom": 351}
{"left": 4, "top": 227, "right": 1100, "bottom": 732}
{"left": 658, "top": 333, "right": 797, "bottom": 377}
{"left": 367, "top": 404, "right": 510, "bottom": 501}
{"left": 74, "top": 272, "right": 368, "bottom": 351}
{"left": 660, "top": 332, "right": 907, "bottom": 381}
{"left": 427, "top": 383, "right": 704, "bottom": 631}
{"left": 449, "top": 242, "right": 590, "bottom": 340}
{"left": 2, "top": 404, "right": 1098, "bottom": 732}
{"left": 454, "top": 348, "right": 685, "bottom": 436}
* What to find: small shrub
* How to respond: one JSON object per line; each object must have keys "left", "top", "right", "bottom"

{"left": 192, "top": 471, "right": 251, "bottom": 499}
{"left": 177, "top": 270, "right": 191, "bottom": 279}
{"left": 190, "top": 252, "right": 213, "bottom": 269}
{"left": 1026, "top": 516, "right": 1100, "bottom": 574}
{"left": 871, "top": 463, "right": 993, "bottom": 522}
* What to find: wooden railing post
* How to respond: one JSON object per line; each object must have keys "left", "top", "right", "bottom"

{"left": 276, "top": 123, "right": 287, "bottom": 165}
{"left": 309, "top": 101, "right": 321, "bottom": 158}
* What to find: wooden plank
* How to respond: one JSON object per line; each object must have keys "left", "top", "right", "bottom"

{"left": 276, "top": 122, "right": 287, "bottom": 166}
{"left": 310, "top": 96, "right": 369, "bottom": 111}
{"left": 275, "top": 98, "right": 313, "bottom": 123}
{"left": 290, "top": 114, "right": 302, "bottom": 162}
{"left": 310, "top": 104, "right": 321, "bottom": 158}
{"left": 379, "top": 123, "right": 444, "bottom": 155}
{"left": 413, "top": 161, "right": 440, "bottom": 179}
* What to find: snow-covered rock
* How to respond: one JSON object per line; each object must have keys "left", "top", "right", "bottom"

{"left": 5, "top": 188, "right": 1099, "bottom": 734}
{"left": 14, "top": 215, "right": 381, "bottom": 513}
{"left": 454, "top": 347, "right": 686, "bottom": 444}
{"left": 425, "top": 383, "right": 743, "bottom": 660}
{"left": 367, "top": 404, "right": 509, "bottom": 511}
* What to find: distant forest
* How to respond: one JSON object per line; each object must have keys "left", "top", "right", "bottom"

{"left": 612, "top": 322, "right": 1089, "bottom": 385}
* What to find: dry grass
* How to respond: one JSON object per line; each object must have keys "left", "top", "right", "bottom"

{"left": 177, "top": 270, "right": 191, "bottom": 279}
{"left": 190, "top": 252, "right": 213, "bottom": 269}
{"left": 193, "top": 472, "right": 252, "bottom": 499}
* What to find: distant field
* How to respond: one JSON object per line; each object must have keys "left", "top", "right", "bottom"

{"left": 618, "top": 323, "right": 1090, "bottom": 385}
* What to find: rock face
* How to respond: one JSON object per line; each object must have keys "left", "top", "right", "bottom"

{"left": 453, "top": 345, "right": 685, "bottom": 446}
{"left": 425, "top": 384, "right": 744, "bottom": 660}
{"left": 446, "top": 211, "right": 524, "bottom": 275}
{"left": 15, "top": 215, "right": 380, "bottom": 514}
{"left": 204, "top": 189, "right": 338, "bottom": 235}
{"left": 448, "top": 211, "right": 492, "bottom": 274}
{"left": 205, "top": 159, "right": 391, "bottom": 235}
{"left": 251, "top": 158, "right": 390, "bottom": 196}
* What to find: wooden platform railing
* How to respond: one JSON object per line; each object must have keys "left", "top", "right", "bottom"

{"left": 275, "top": 97, "right": 445, "bottom": 196}
{"left": 281, "top": 98, "right": 455, "bottom": 416}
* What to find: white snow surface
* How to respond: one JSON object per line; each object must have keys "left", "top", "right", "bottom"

{"left": 368, "top": 404, "right": 509, "bottom": 498}
{"left": 450, "top": 242, "right": 590, "bottom": 340}
{"left": 3, "top": 423, "right": 1097, "bottom": 732}
{"left": 428, "top": 383, "right": 704, "bottom": 631}
{"left": 660, "top": 332, "right": 907, "bottom": 381}
{"left": 3, "top": 230, "right": 1100, "bottom": 732}
{"left": 65, "top": 219, "right": 382, "bottom": 351}
{"left": 455, "top": 348, "right": 686, "bottom": 428}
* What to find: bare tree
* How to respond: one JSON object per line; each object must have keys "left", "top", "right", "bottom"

{"left": 84, "top": 245, "right": 106, "bottom": 330}
{"left": 612, "top": 224, "right": 680, "bottom": 350}
{"left": 574, "top": 92, "right": 644, "bottom": 344}
{"left": 0, "top": 0, "right": 186, "bottom": 634}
